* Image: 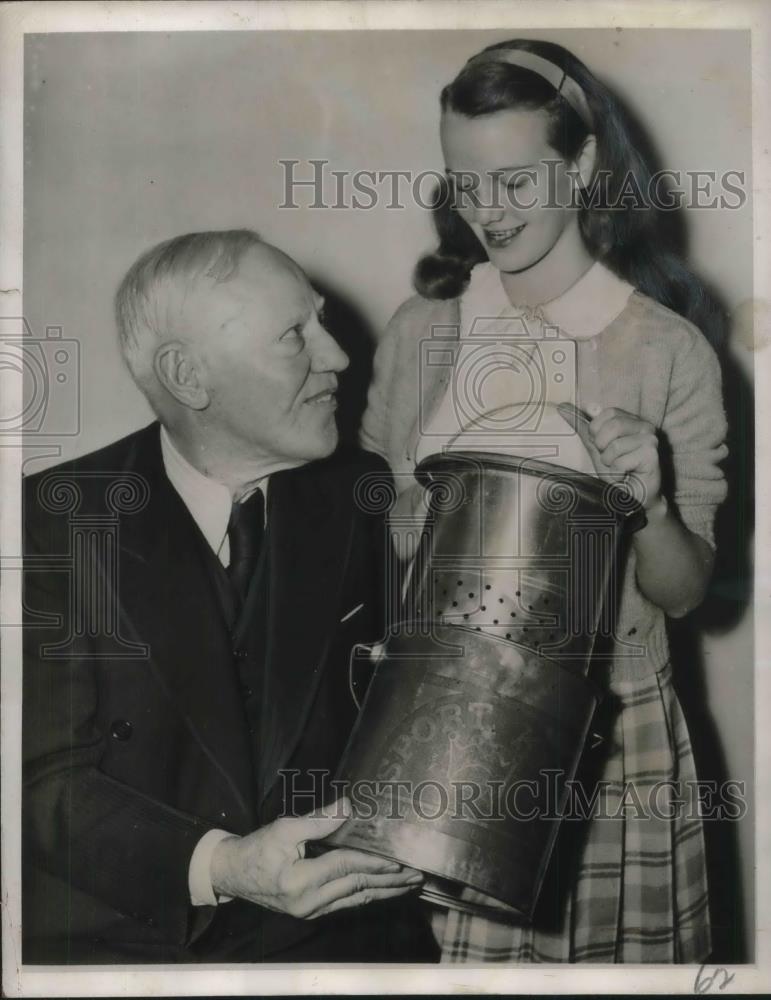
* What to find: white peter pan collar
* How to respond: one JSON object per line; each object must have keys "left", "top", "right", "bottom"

{"left": 462, "top": 260, "right": 634, "bottom": 340}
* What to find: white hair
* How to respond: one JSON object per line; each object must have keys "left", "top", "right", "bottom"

{"left": 114, "top": 229, "right": 264, "bottom": 396}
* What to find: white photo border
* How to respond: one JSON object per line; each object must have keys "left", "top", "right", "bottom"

{"left": 1, "top": 0, "right": 769, "bottom": 995}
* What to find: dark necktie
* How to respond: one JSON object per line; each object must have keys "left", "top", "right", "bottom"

{"left": 226, "top": 489, "right": 265, "bottom": 607}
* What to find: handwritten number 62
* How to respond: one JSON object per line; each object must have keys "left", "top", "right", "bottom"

{"left": 694, "top": 964, "right": 736, "bottom": 994}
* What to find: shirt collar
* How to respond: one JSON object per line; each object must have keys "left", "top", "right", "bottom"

{"left": 541, "top": 261, "right": 634, "bottom": 338}
{"left": 464, "top": 260, "right": 634, "bottom": 340}
{"left": 160, "top": 426, "right": 268, "bottom": 558}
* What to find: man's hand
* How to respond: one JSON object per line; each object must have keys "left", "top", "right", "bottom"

{"left": 210, "top": 797, "right": 423, "bottom": 919}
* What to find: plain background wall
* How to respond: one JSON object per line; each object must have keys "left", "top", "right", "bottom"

{"left": 23, "top": 28, "right": 754, "bottom": 959}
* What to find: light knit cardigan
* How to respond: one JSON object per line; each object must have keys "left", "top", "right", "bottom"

{"left": 360, "top": 285, "right": 728, "bottom": 686}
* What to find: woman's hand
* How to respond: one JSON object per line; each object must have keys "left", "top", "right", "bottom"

{"left": 559, "top": 402, "right": 712, "bottom": 617}
{"left": 579, "top": 406, "right": 662, "bottom": 511}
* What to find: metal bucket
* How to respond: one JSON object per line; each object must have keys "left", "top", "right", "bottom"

{"left": 410, "top": 452, "right": 644, "bottom": 674}
{"left": 327, "top": 452, "right": 644, "bottom": 920}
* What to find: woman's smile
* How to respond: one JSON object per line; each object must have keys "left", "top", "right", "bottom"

{"left": 482, "top": 223, "right": 528, "bottom": 248}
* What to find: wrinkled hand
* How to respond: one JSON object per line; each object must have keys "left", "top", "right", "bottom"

{"left": 561, "top": 404, "right": 662, "bottom": 511}
{"left": 210, "top": 797, "right": 423, "bottom": 919}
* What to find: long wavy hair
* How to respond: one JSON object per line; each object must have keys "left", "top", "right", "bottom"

{"left": 416, "top": 38, "right": 725, "bottom": 347}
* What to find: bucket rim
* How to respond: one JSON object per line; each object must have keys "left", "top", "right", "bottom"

{"left": 415, "top": 450, "right": 645, "bottom": 526}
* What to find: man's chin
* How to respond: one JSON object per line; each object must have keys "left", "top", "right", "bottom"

{"left": 297, "top": 426, "right": 340, "bottom": 462}
{"left": 316, "top": 429, "right": 340, "bottom": 459}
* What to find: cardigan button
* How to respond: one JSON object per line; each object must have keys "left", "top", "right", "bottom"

{"left": 110, "top": 719, "right": 133, "bottom": 741}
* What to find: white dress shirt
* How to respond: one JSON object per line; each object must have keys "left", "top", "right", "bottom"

{"left": 160, "top": 427, "right": 268, "bottom": 907}
{"left": 160, "top": 426, "right": 269, "bottom": 566}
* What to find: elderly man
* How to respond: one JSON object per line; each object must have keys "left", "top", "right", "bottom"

{"left": 22, "top": 230, "right": 436, "bottom": 963}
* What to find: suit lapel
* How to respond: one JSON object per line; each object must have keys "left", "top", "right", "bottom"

{"left": 112, "top": 428, "right": 358, "bottom": 816}
{"left": 257, "top": 461, "right": 356, "bottom": 805}
{"left": 116, "top": 426, "right": 255, "bottom": 821}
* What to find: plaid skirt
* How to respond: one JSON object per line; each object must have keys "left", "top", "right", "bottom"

{"left": 433, "top": 662, "right": 711, "bottom": 963}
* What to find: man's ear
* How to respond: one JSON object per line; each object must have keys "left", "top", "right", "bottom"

{"left": 573, "top": 134, "right": 598, "bottom": 190}
{"left": 154, "top": 341, "right": 210, "bottom": 410}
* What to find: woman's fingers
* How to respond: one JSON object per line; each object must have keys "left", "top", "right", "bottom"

{"left": 596, "top": 441, "right": 661, "bottom": 507}
{"left": 591, "top": 411, "right": 654, "bottom": 453}
{"left": 563, "top": 407, "right": 660, "bottom": 498}
{"left": 601, "top": 443, "right": 655, "bottom": 474}
{"left": 597, "top": 434, "right": 659, "bottom": 470}
{"left": 563, "top": 410, "right": 610, "bottom": 473}
{"left": 588, "top": 405, "right": 635, "bottom": 433}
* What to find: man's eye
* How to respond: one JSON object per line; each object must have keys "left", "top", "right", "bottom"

{"left": 280, "top": 325, "right": 303, "bottom": 340}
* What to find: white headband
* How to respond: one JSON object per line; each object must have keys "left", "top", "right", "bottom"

{"left": 468, "top": 48, "right": 594, "bottom": 130}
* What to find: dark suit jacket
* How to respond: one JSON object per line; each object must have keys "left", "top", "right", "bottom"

{"left": 22, "top": 422, "right": 434, "bottom": 964}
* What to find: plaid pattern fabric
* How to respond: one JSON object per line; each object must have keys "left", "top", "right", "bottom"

{"left": 436, "top": 663, "right": 711, "bottom": 963}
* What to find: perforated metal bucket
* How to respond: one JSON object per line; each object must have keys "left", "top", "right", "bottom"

{"left": 410, "top": 452, "right": 644, "bottom": 675}
{"left": 327, "top": 453, "right": 643, "bottom": 919}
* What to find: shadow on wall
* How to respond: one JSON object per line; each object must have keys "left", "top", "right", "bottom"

{"left": 310, "top": 278, "right": 376, "bottom": 450}
{"left": 608, "top": 83, "right": 755, "bottom": 963}
{"left": 669, "top": 343, "right": 755, "bottom": 965}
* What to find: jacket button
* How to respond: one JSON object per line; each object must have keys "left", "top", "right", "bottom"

{"left": 110, "top": 719, "right": 133, "bottom": 741}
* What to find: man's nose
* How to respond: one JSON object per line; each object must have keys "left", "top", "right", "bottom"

{"left": 310, "top": 324, "right": 350, "bottom": 373}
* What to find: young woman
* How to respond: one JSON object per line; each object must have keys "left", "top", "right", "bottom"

{"left": 361, "top": 38, "right": 728, "bottom": 963}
